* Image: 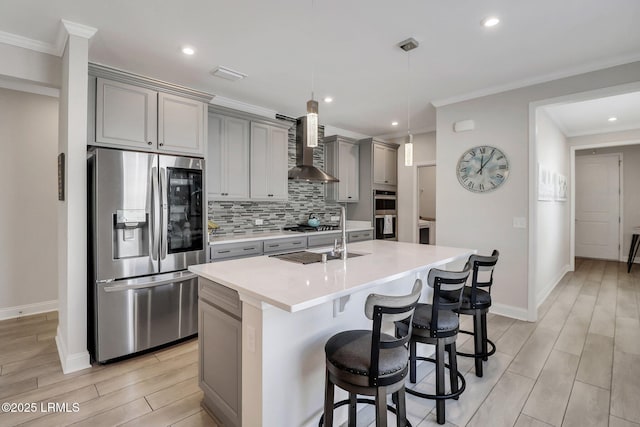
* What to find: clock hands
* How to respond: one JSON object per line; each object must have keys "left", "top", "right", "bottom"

{"left": 478, "top": 149, "right": 495, "bottom": 175}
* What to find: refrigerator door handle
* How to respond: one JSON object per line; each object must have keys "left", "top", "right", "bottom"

{"left": 150, "top": 166, "right": 160, "bottom": 261}
{"left": 160, "top": 167, "right": 168, "bottom": 260}
{"left": 102, "top": 271, "right": 197, "bottom": 292}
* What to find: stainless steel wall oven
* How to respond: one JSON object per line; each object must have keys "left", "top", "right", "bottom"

{"left": 374, "top": 190, "right": 397, "bottom": 240}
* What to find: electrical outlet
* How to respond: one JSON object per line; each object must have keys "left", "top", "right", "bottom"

{"left": 330, "top": 216, "right": 340, "bottom": 222}
{"left": 255, "top": 219, "right": 264, "bottom": 226}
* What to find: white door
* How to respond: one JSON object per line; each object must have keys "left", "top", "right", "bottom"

{"left": 575, "top": 154, "right": 620, "bottom": 260}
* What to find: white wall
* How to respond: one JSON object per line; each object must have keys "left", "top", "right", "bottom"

{"left": 394, "top": 131, "right": 436, "bottom": 243}
{"left": 435, "top": 61, "right": 640, "bottom": 319}
{"left": 535, "top": 109, "right": 571, "bottom": 306}
{"left": 418, "top": 166, "right": 436, "bottom": 219}
{"left": 570, "top": 131, "right": 640, "bottom": 260}
{"left": 0, "top": 88, "right": 59, "bottom": 318}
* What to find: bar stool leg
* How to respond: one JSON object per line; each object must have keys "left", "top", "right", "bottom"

{"left": 348, "top": 393, "right": 357, "bottom": 427}
{"left": 324, "top": 369, "right": 334, "bottom": 427}
{"left": 481, "top": 313, "right": 489, "bottom": 361}
{"left": 629, "top": 234, "right": 640, "bottom": 273}
{"left": 447, "top": 342, "right": 459, "bottom": 399}
{"left": 435, "top": 341, "right": 446, "bottom": 424}
{"left": 395, "top": 388, "right": 407, "bottom": 427}
{"left": 409, "top": 340, "right": 417, "bottom": 383}
{"left": 473, "top": 314, "right": 484, "bottom": 377}
{"left": 376, "top": 387, "right": 387, "bottom": 427}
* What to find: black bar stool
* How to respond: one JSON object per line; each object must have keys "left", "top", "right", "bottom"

{"left": 395, "top": 264, "right": 471, "bottom": 425}
{"left": 321, "top": 280, "right": 423, "bottom": 427}
{"left": 627, "top": 229, "right": 640, "bottom": 273}
{"left": 446, "top": 250, "right": 499, "bottom": 377}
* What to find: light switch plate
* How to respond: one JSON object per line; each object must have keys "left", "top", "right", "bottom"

{"left": 255, "top": 219, "right": 264, "bottom": 226}
{"left": 513, "top": 217, "right": 527, "bottom": 228}
{"left": 330, "top": 216, "right": 340, "bottom": 222}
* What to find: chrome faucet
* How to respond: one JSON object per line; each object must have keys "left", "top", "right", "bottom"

{"left": 333, "top": 206, "right": 348, "bottom": 260}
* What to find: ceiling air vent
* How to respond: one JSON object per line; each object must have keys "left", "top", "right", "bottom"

{"left": 210, "top": 66, "right": 248, "bottom": 82}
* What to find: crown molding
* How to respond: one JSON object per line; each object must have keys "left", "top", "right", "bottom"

{"left": 432, "top": 53, "right": 640, "bottom": 108}
{"left": 210, "top": 95, "right": 278, "bottom": 119}
{"left": 61, "top": 19, "right": 97, "bottom": 39}
{"left": 375, "top": 125, "right": 436, "bottom": 140}
{"left": 0, "top": 30, "right": 58, "bottom": 56}
{"left": 0, "top": 76, "right": 60, "bottom": 98}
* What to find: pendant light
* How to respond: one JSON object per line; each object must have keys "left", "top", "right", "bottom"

{"left": 399, "top": 38, "right": 419, "bottom": 166}
{"left": 306, "top": 0, "right": 318, "bottom": 148}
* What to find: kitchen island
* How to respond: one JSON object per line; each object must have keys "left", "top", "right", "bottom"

{"left": 189, "top": 240, "right": 474, "bottom": 427}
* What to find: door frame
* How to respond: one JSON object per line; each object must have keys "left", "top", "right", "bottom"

{"left": 414, "top": 161, "right": 436, "bottom": 243}
{"left": 528, "top": 80, "right": 640, "bottom": 322}
{"left": 571, "top": 151, "right": 624, "bottom": 263}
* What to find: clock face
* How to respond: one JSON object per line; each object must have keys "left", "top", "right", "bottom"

{"left": 457, "top": 146, "right": 509, "bottom": 193}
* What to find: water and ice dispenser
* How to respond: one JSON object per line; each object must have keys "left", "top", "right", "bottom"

{"left": 113, "top": 209, "right": 149, "bottom": 259}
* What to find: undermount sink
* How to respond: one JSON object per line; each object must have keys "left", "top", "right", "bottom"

{"left": 269, "top": 250, "right": 365, "bottom": 265}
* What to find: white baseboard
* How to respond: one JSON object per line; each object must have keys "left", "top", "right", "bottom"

{"left": 536, "top": 265, "right": 571, "bottom": 308}
{"left": 0, "top": 300, "right": 57, "bottom": 321}
{"left": 490, "top": 303, "right": 529, "bottom": 321}
{"left": 55, "top": 326, "right": 91, "bottom": 374}
{"left": 619, "top": 256, "right": 640, "bottom": 264}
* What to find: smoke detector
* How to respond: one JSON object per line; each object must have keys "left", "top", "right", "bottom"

{"left": 398, "top": 38, "right": 419, "bottom": 52}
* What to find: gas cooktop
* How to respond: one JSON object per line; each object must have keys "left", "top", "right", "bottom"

{"left": 283, "top": 224, "right": 340, "bottom": 233}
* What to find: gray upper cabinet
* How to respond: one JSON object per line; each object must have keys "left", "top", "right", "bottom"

{"left": 324, "top": 135, "right": 360, "bottom": 202}
{"left": 158, "top": 93, "right": 206, "bottom": 156}
{"left": 250, "top": 123, "right": 288, "bottom": 201}
{"left": 207, "top": 114, "right": 250, "bottom": 199}
{"left": 94, "top": 77, "right": 205, "bottom": 156}
{"left": 373, "top": 143, "right": 397, "bottom": 186}
{"left": 96, "top": 78, "right": 157, "bottom": 150}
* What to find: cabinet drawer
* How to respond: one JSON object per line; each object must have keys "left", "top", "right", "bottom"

{"left": 263, "top": 237, "right": 307, "bottom": 254}
{"left": 348, "top": 230, "right": 373, "bottom": 243}
{"left": 211, "top": 241, "right": 263, "bottom": 261}
{"left": 307, "top": 233, "right": 341, "bottom": 248}
{"left": 199, "top": 278, "right": 242, "bottom": 319}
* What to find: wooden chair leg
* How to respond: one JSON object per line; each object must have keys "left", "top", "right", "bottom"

{"left": 436, "top": 341, "right": 446, "bottom": 424}
{"left": 473, "top": 314, "right": 484, "bottom": 377}
{"left": 323, "top": 369, "right": 334, "bottom": 427}
{"left": 376, "top": 387, "right": 388, "bottom": 427}
{"left": 348, "top": 393, "right": 357, "bottom": 427}
{"left": 396, "top": 387, "right": 407, "bottom": 427}
{"left": 481, "top": 313, "right": 489, "bottom": 361}
{"left": 448, "top": 342, "right": 459, "bottom": 399}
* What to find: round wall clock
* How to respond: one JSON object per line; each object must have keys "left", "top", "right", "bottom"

{"left": 456, "top": 145, "right": 509, "bottom": 193}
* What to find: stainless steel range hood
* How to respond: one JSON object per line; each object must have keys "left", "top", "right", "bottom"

{"left": 288, "top": 117, "right": 339, "bottom": 183}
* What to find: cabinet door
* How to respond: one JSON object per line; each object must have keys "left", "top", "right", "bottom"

{"left": 199, "top": 299, "right": 241, "bottom": 427}
{"left": 96, "top": 78, "right": 157, "bottom": 150}
{"left": 250, "top": 123, "right": 269, "bottom": 199}
{"left": 208, "top": 115, "right": 250, "bottom": 199}
{"left": 339, "top": 141, "right": 359, "bottom": 202}
{"left": 384, "top": 147, "right": 397, "bottom": 185}
{"left": 267, "top": 127, "right": 289, "bottom": 200}
{"left": 158, "top": 93, "right": 205, "bottom": 156}
{"left": 373, "top": 144, "right": 387, "bottom": 184}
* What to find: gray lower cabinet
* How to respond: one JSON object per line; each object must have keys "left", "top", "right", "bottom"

{"left": 199, "top": 278, "right": 241, "bottom": 427}
{"left": 347, "top": 229, "right": 374, "bottom": 243}
{"left": 262, "top": 236, "right": 307, "bottom": 254}
{"left": 210, "top": 241, "right": 263, "bottom": 262}
{"left": 307, "top": 232, "right": 341, "bottom": 248}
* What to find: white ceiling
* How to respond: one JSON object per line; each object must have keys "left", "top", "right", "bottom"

{"left": 2, "top": 0, "right": 640, "bottom": 137}
{"left": 543, "top": 91, "right": 640, "bottom": 137}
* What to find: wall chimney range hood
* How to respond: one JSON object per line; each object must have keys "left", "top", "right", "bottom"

{"left": 288, "top": 117, "right": 339, "bottom": 183}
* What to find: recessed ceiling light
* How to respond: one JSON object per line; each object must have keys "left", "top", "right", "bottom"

{"left": 392, "top": 121, "right": 399, "bottom": 126}
{"left": 608, "top": 117, "right": 618, "bottom": 122}
{"left": 481, "top": 17, "right": 500, "bottom": 27}
{"left": 324, "top": 97, "right": 333, "bottom": 103}
{"left": 182, "top": 46, "right": 195, "bottom": 55}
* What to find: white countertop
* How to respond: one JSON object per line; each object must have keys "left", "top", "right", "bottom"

{"left": 208, "top": 222, "right": 373, "bottom": 245}
{"left": 189, "top": 240, "right": 475, "bottom": 312}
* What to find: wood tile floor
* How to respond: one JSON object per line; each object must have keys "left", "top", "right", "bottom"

{"left": 1, "top": 258, "right": 638, "bottom": 426}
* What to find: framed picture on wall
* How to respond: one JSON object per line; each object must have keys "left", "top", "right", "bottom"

{"left": 58, "top": 153, "right": 65, "bottom": 201}
{"left": 556, "top": 174, "right": 567, "bottom": 201}
{"left": 538, "top": 163, "right": 554, "bottom": 201}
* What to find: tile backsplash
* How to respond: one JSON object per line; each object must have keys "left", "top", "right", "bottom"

{"left": 207, "top": 116, "right": 343, "bottom": 236}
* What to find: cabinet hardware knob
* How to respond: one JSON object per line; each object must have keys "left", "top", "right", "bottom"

{"left": 159, "top": 143, "right": 164, "bottom": 146}
{"left": 147, "top": 141, "right": 152, "bottom": 145}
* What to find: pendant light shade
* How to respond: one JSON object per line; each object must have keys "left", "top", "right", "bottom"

{"left": 399, "top": 37, "right": 418, "bottom": 167}
{"left": 306, "top": 99, "right": 318, "bottom": 147}
{"left": 405, "top": 134, "right": 414, "bottom": 167}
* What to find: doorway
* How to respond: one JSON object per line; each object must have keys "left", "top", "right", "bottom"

{"left": 574, "top": 153, "right": 621, "bottom": 260}
{"left": 417, "top": 165, "right": 436, "bottom": 244}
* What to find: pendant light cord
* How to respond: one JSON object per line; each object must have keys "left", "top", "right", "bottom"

{"left": 407, "top": 50, "right": 411, "bottom": 137}
{"left": 310, "top": 0, "right": 315, "bottom": 101}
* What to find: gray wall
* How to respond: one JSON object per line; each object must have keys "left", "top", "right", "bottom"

{"left": 208, "top": 119, "right": 343, "bottom": 235}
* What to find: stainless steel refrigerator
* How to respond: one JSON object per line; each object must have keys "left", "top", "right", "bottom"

{"left": 87, "top": 147, "right": 205, "bottom": 363}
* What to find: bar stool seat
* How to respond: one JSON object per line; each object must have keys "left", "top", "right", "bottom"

{"left": 410, "top": 304, "right": 459, "bottom": 336}
{"left": 459, "top": 287, "right": 491, "bottom": 309}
